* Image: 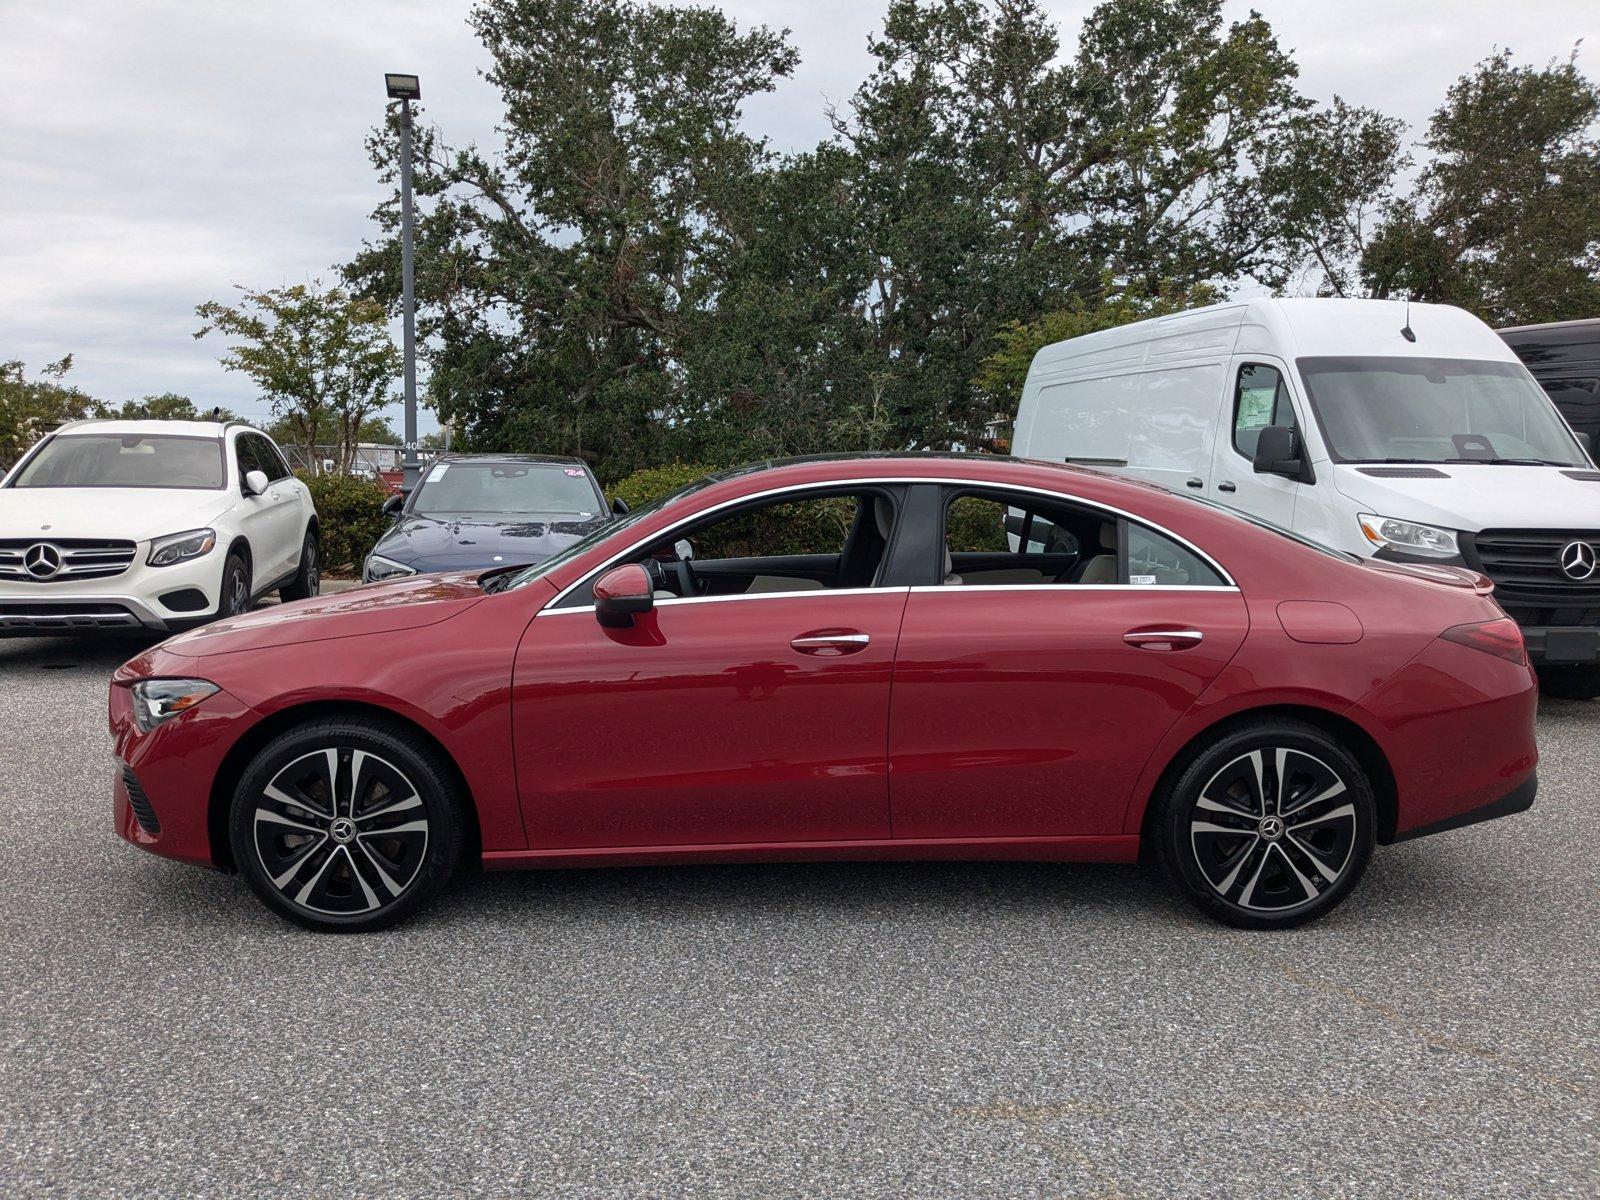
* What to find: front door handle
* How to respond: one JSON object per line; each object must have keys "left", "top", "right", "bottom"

{"left": 1123, "top": 628, "right": 1205, "bottom": 651}
{"left": 1218, "top": 481, "right": 1237, "bottom": 493}
{"left": 790, "top": 629, "right": 870, "bottom": 656}
{"left": 1185, "top": 478, "right": 1204, "bottom": 489}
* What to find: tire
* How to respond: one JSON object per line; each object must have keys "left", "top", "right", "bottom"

{"left": 228, "top": 716, "right": 465, "bottom": 932}
{"left": 1536, "top": 665, "right": 1600, "bottom": 700}
{"left": 218, "top": 550, "right": 251, "bottom": 621}
{"left": 1152, "top": 718, "right": 1376, "bottom": 930}
{"left": 279, "top": 529, "right": 321, "bottom": 602}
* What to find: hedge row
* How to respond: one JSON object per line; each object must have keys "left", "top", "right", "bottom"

{"left": 297, "top": 470, "right": 391, "bottom": 573}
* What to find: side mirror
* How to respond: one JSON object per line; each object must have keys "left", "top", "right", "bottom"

{"left": 1252, "top": 425, "right": 1304, "bottom": 480}
{"left": 382, "top": 493, "right": 405, "bottom": 519}
{"left": 593, "top": 563, "right": 654, "bottom": 628}
{"left": 243, "top": 469, "right": 270, "bottom": 497}
{"left": 610, "top": 496, "right": 630, "bottom": 515}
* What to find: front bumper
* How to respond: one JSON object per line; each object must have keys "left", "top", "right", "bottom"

{"left": 0, "top": 549, "right": 223, "bottom": 636}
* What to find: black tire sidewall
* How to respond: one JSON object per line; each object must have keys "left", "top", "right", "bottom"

{"left": 1155, "top": 720, "right": 1376, "bottom": 930}
{"left": 280, "top": 530, "right": 319, "bottom": 601}
{"left": 219, "top": 552, "right": 250, "bottom": 619}
{"left": 228, "top": 719, "right": 463, "bottom": 933}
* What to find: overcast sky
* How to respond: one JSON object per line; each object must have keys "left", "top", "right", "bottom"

{"left": 3, "top": 1, "right": 1596, "bottom": 435}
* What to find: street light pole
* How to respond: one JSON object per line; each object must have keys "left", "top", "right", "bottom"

{"left": 385, "top": 73, "right": 422, "bottom": 494}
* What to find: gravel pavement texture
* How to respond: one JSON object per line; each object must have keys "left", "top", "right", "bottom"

{"left": 0, "top": 631, "right": 1594, "bottom": 1198}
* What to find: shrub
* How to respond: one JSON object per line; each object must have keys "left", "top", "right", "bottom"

{"left": 608, "top": 462, "right": 718, "bottom": 511}
{"left": 296, "top": 471, "right": 391, "bottom": 573}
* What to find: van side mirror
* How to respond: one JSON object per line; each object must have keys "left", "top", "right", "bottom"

{"left": 382, "top": 493, "right": 405, "bottom": 519}
{"left": 593, "top": 563, "right": 654, "bottom": 628}
{"left": 1252, "top": 425, "right": 1304, "bottom": 480}
{"left": 610, "top": 495, "right": 630, "bottom": 515}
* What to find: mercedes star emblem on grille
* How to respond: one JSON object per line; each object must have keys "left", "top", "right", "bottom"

{"left": 23, "top": 543, "right": 63, "bottom": 579}
{"left": 1559, "top": 539, "right": 1598, "bottom": 581}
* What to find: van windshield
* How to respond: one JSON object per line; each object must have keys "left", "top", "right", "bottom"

{"left": 1297, "top": 356, "right": 1587, "bottom": 466}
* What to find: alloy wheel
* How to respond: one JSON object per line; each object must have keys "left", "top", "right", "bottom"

{"left": 251, "top": 747, "right": 429, "bottom": 916}
{"left": 1188, "top": 747, "right": 1358, "bottom": 913}
{"left": 306, "top": 540, "right": 321, "bottom": 595}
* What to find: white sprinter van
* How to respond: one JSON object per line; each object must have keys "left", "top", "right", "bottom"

{"left": 1011, "top": 297, "right": 1600, "bottom": 696}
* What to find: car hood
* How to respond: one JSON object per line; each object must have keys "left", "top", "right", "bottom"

{"left": 373, "top": 512, "right": 608, "bottom": 571}
{"left": 159, "top": 571, "right": 488, "bottom": 656}
{"left": 1331, "top": 464, "right": 1600, "bottom": 531}
{"left": 0, "top": 486, "right": 236, "bottom": 542}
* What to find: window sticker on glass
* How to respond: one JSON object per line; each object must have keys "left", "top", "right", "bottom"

{"left": 564, "top": 468, "right": 585, "bottom": 477}
{"left": 1130, "top": 573, "right": 1157, "bottom": 585}
{"left": 427, "top": 463, "right": 449, "bottom": 481}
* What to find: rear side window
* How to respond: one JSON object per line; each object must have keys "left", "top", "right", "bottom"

{"left": 1126, "top": 523, "right": 1227, "bottom": 587}
{"left": 1233, "top": 364, "right": 1297, "bottom": 458}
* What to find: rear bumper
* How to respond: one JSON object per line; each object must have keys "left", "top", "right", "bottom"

{"left": 1390, "top": 773, "right": 1536, "bottom": 842}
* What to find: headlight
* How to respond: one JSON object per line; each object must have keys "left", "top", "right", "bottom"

{"left": 130, "top": 679, "right": 219, "bottom": 732}
{"left": 1357, "top": 513, "right": 1460, "bottom": 559}
{"left": 365, "top": 554, "right": 417, "bottom": 582}
{"left": 148, "top": 528, "right": 216, "bottom": 567}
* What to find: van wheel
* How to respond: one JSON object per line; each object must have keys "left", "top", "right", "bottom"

{"left": 1537, "top": 665, "right": 1600, "bottom": 700}
{"left": 1152, "top": 719, "right": 1375, "bottom": 930}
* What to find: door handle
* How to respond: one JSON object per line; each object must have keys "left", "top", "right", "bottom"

{"left": 1123, "top": 628, "right": 1204, "bottom": 651}
{"left": 1218, "top": 481, "right": 1237, "bottom": 493}
{"left": 790, "top": 630, "right": 870, "bottom": 656}
{"left": 1185, "top": 478, "right": 1204, "bottom": 489}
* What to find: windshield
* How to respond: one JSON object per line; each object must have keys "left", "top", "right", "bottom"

{"left": 412, "top": 462, "right": 601, "bottom": 517}
{"left": 1298, "top": 356, "right": 1587, "bottom": 466}
{"left": 11, "top": 433, "right": 225, "bottom": 489}
{"left": 495, "top": 474, "right": 716, "bottom": 591}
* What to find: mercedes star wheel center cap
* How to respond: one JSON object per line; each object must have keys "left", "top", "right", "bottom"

{"left": 329, "top": 817, "right": 357, "bottom": 844}
{"left": 1257, "top": 815, "right": 1285, "bottom": 841}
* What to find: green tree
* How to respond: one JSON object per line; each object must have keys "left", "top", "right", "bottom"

{"left": 113, "top": 393, "right": 240, "bottom": 422}
{"left": 1362, "top": 49, "right": 1600, "bottom": 324}
{"left": 195, "top": 281, "right": 401, "bottom": 473}
{"left": 0, "top": 356, "right": 106, "bottom": 469}
{"left": 264, "top": 412, "right": 398, "bottom": 449}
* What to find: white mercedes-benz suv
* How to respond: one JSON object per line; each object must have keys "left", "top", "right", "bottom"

{"left": 0, "top": 418, "right": 319, "bottom": 635}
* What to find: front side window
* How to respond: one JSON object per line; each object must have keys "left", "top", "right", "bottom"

{"left": 1299, "top": 356, "right": 1586, "bottom": 466}
{"left": 251, "top": 435, "right": 290, "bottom": 481}
{"left": 1233, "top": 364, "right": 1298, "bottom": 459}
{"left": 12, "top": 434, "right": 225, "bottom": 490}
{"left": 412, "top": 461, "right": 602, "bottom": 517}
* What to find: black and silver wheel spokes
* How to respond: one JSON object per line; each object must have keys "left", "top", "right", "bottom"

{"left": 1189, "top": 747, "right": 1357, "bottom": 912}
{"left": 252, "top": 748, "right": 429, "bottom": 916}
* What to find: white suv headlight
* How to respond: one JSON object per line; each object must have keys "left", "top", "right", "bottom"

{"left": 365, "top": 554, "right": 417, "bottom": 582}
{"left": 1357, "top": 513, "right": 1460, "bottom": 559}
{"left": 130, "top": 679, "right": 219, "bottom": 732}
{"left": 148, "top": 528, "right": 217, "bottom": 567}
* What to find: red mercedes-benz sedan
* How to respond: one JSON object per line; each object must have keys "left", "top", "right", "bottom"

{"left": 109, "top": 455, "right": 1538, "bottom": 932}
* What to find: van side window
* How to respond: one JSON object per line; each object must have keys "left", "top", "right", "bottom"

{"left": 1233, "top": 364, "right": 1297, "bottom": 459}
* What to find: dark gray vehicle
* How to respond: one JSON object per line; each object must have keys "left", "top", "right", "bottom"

{"left": 363, "top": 454, "right": 625, "bottom": 582}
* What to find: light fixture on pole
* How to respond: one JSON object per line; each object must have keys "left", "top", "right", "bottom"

{"left": 385, "top": 72, "right": 422, "bottom": 493}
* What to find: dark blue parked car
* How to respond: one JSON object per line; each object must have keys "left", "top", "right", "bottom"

{"left": 363, "top": 454, "right": 624, "bottom": 582}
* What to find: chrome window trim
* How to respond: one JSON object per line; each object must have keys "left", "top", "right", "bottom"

{"left": 538, "top": 474, "right": 1238, "bottom": 611}
{"left": 538, "top": 585, "right": 910, "bottom": 616}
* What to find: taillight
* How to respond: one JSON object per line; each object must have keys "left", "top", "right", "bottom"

{"left": 1440, "top": 618, "right": 1527, "bottom": 665}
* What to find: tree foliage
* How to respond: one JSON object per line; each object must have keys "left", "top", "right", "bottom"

{"left": 1363, "top": 50, "right": 1600, "bottom": 324}
{"left": 194, "top": 281, "right": 401, "bottom": 473}
{"left": 341, "top": 0, "right": 1596, "bottom": 479}
{"left": 0, "top": 356, "right": 104, "bottom": 469}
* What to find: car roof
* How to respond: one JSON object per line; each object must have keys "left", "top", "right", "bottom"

{"left": 54, "top": 418, "right": 249, "bottom": 438}
{"left": 434, "top": 453, "right": 591, "bottom": 467}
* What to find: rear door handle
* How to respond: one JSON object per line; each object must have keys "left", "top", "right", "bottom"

{"left": 1217, "top": 481, "right": 1237, "bottom": 493}
{"left": 1185, "top": 478, "right": 1204, "bottom": 489}
{"left": 790, "top": 629, "right": 870, "bottom": 656}
{"left": 1123, "top": 628, "right": 1204, "bottom": 651}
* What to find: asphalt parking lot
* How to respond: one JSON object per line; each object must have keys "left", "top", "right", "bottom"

{"left": 0, "top": 634, "right": 1595, "bottom": 1199}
